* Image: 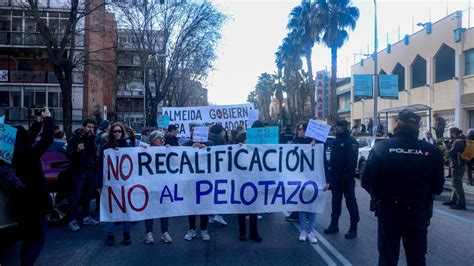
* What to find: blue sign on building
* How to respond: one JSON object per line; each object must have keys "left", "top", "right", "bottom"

{"left": 379, "top": 75, "right": 399, "bottom": 99}
{"left": 353, "top": 74, "right": 373, "bottom": 99}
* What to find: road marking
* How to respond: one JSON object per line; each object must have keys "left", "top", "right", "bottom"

{"left": 283, "top": 212, "right": 352, "bottom": 266}
{"left": 434, "top": 208, "right": 474, "bottom": 224}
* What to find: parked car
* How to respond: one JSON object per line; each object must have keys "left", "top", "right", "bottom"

{"left": 41, "top": 139, "right": 71, "bottom": 223}
{"left": 356, "top": 137, "right": 387, "bottom": 177}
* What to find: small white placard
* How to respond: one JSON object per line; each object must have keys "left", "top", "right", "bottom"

{"left": 192, "top": 126, "right": 209, "bottom": 143}
{"left": 305, "top": 119, "right": 331, "bottom": 143}
{"left": 247, "top": 109, "right": 259, "bottom": 128}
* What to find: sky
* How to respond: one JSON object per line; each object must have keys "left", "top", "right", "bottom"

{"left": 206, "top": 0, "right": 471, "bottom": 105}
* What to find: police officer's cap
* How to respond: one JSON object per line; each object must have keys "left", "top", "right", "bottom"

{"left": 335, "top": 119, "right": 349, "bottom": 128}
{"left": 398, "top": 109, "right": 421, "bottom": 125}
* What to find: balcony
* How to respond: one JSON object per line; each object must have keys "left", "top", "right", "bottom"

{"left": 0, "top": 107, "right": 83, "bottom": 122}
{"left": 10, "top": 71, "right": 46, "bottom": 83}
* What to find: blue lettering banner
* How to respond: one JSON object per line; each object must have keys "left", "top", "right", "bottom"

{"left": 100, "top": 145, "right": 327, "bottom": 222}
{"left": 0, "top": 124, "right": 17, "bottom": 164}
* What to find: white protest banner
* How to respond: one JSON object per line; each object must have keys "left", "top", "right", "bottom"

{"left": 305, "top": 119, "right": 331, "bottom": 143}
{"left": 247, "top": 109, "right": 259, "bottom": 128}
{"left": 192, "top": 126, "right": 209, "bottom": 143}
{"left": 163, "top": 103, "right": 254, "bottom": 137}
{"left": 100, "top": 144, "right": 327, "bottom": 222}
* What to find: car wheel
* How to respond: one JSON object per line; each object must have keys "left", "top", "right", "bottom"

{"left": 46, "top": 192, "right": 69, "bottom": 223}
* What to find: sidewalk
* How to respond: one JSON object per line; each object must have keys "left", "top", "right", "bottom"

{"left": 444, "top": 167, "right": 474, "bottom": 195}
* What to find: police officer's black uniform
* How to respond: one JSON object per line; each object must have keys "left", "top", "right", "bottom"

{"left": 361, "top": 110, "right": 445, "bottom": 266}
{"left": 325, "top": 120, "right": 360, "bottom": 239}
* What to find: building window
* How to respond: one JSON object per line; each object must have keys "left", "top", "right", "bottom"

{"left": 11, "top": 91, "right": 21, "bottom": 107}
{"left": 379, "top": 69, "right": 387, "bottom": 75}
{"left": 0, "top": 91, "right": 8, "bottom": 107}
{"left": 35, "top": 91, "right": 46, "bottom": 106}
{"left": 23, "top": 91, "right": 33, "bottom": 108}
{"left": 48, "top": 91, "right": 59, "bottom": 107}
{"left": 435, "top": 44, "right": 455, "bottom": 83}
{"left": 466, "top": 49, "right": 474, "bottom": 76}
{"left": 411, "top": 55, "right": 426, "bottom": 89}
{"left": 392, "top": 63, "right": 405, "bottom": 92}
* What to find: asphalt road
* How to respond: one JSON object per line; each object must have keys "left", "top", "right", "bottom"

{"left": 1, "top": 181, "right": 473, "bottom": 266}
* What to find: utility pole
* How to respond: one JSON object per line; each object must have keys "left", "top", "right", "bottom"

{"left": 373, "top": 0, "right": 379, "bottom": 136}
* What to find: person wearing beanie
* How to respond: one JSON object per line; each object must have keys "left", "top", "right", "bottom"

{"left": 207, "top": 123, "right": 228, "bottom": 226}
{"left": 144, "top": 130, "right": 173, "bottom": 244}
{"left": 324, "top": 119, "right": 360, "bottom": 239}
{"left": 361, "top": 110, "right": 445, "bottom": 265}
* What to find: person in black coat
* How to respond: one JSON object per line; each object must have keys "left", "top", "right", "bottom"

{"left": 165, "top": 124, "right": 179, "bottom": 147}
{"left": 12, "top": 107, "right": 54, "bottom": 266}
{"left": 361, "top": 110, "right": 445, "bottom": 266}
{"left": 66, "top": 117, "right": 99, "bottom": 232}
{"left": 324, "top": 119, "right": 360, "bottom": 239}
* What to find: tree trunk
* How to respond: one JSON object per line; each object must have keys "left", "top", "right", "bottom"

{"left": 305, "top": 51, "right": 315, "bottom": 118}
{"left": 55, "top": 66, "right": 73, "bottom": 138}
{"left": 330, "top": 46, "right": 339, "bottom": 123}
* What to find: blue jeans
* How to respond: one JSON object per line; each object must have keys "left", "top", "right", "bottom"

{"left": 69, "top": 172, "right": 94, "bottom": 222}
{"left": 107, "top": 222, "right": 131, "bottom": 236}
{"left": 299, "top": 212, "right": 317, "bottom": 233}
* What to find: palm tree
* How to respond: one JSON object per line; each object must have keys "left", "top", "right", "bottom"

{"left": 275, "top": 34, "right": 303, "bottom": 126}
{"left": 287, "top": 0, "right": 320, "bottom": 117}
{"left": 313, "top": 0, "right": 359, "bottom": 122}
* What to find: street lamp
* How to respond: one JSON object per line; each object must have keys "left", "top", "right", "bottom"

{"left": 372, "top": 0, "right": 379, "bottom": 137}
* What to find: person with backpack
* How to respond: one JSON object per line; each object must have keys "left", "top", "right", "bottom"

{"left": 461, "top": 129, "right": 474, "bottom": 186}
{"left": 442, "top": 127, "right": 467, "bottom": 210}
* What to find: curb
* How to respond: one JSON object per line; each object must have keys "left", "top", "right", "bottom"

{"left": 443, "top": 178, "right": 474, "bottom": 196}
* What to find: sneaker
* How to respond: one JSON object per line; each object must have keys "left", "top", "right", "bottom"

{"left": 106, "top": 235, "right": 115, "bottom": 246}
{"left": 450, "top": 204, "right": 467, "bottom": 210}
{"left": 213, "top": 215, "right": 228, "bottom": 226}
{"left": 299, "top": 231, "right": 307, "bottom": 242}
{"left": 145, "top": 232, "right": 154, "bottom": 244}
{"left": 201, "top": 230, "right": 211, "bottom": 241}
{"left": 308, "top": 232, "right": 318, "bottom": 244}
{"left": 161, "top": 232, "right": 173, "bottom": 243}
{"left": 83, "top": 216, "right": 99, "bottom": 226}
{"left": 184, "top": 229, "right": 196, "bottom": 241}
{"left": 68, "top": 221, "right": 80, "bottom": 232}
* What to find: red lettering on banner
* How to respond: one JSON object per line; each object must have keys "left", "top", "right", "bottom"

{"left": 120, "top": 154, "right": 133, "bottom": 181}
{"left": 108, "top": 186, "right": 126, "bottom": 213}
{"left": 128, "top": 184, "right": 149, "bottom": 212}
{"left": 107, "top": 155, "right": 119, "bottom": 180}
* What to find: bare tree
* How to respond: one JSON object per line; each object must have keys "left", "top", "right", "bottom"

{"left": 113, "top": 0, "right": 225, "bottom": 126}
{"left": 22, "top": 0, "right": 113, "bottom": 136}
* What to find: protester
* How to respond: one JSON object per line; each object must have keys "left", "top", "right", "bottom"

{"left": 360, "top": 123, "right": 367, "bottom": 133}
{"left": 367, "top": 119, "right": 374, "bottom": 135}
{"left": 361, "top": 110, "right": 445, "bottom": 266}
{"left": 228, "top": 129, "right": 239, "bottom": 145}
{"left": 433, "top": 113, "right": 446, "bottom": 139}
{"left": 144, "top": 130, "right": 173, "bottom": 244}
{"left": 124, "top": 125, "right": 137, "bottom": 147}
{"left": 66, "top": 117, "right": 99, "bottom": 232}
{"left": 207, "top": 124, "right": 228, "bottom": 226}
{"left": 292, "top": 122, "right": 326, "bottom": 244}
{"left": 350, "top": 124, "right": 360, "bottom": 136}
{"left": 53, "top": 124, "right": 65, "bottom": 140}
{"left": 279, "top": 124, "right": 294, "bottom": 144}
{"left": 99, "top": 122, "right": 133, "bottom": 246}
{"left": 423, "top": 131, "right": 436, "bottom": 145}
{"left": 12, "top": 107, "right": 54, "bottom": 266}
{"left": 443, "top": 127, "right": 467, "bottom": 210}
{"left": 165, "top": 124, "right": 179, "bottom": 146}
{"left": 324, "top": 119, "right": 360, "bottom": 239}
{"left": 96, "top": 120, "right": 110, "bottom": 151}
{"left": 465, "top": 129, "right": 474, "bottom": 186}
{"left": 183, "top": 123, "right": 211, "bottom": 241}
{"left": 235, "top": 123, "right": 262, "bottom": 242}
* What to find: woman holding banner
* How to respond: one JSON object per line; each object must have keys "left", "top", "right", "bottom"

{"left": 99, "top": 122, "right": 133, "bottom": 246}
{"left": 144, "top": 130, "right": 173, "bottom": 244}
{"left": 235, "top": 128, "right": 262, "bottom": 242}
{"left": 183, "top": 123, "right": 212, "bottom": 241}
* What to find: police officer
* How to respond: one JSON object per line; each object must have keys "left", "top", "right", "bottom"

{"left": 361, "top": 110, "right": 445, "bottom": 266}
{"left": 324, "top": 119, "right": 360, "bottom": 239}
